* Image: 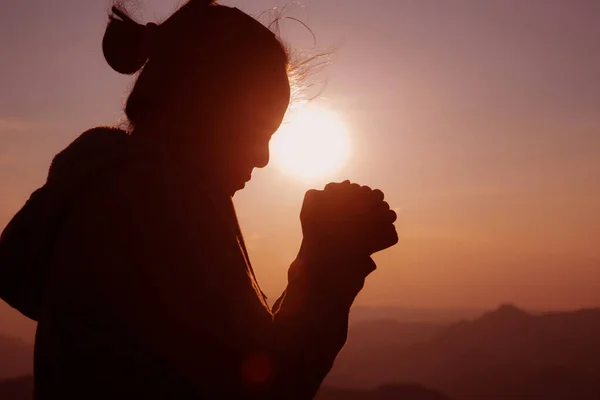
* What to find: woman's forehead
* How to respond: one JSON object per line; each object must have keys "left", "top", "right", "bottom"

{"left": 237, "top": 75, "right": 290, "bottom": 133}
{"left": 241, "top": 58, "right": 290, "bottom": 106}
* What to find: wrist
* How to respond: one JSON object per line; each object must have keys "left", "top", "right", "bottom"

{"left": 292, "top": 239, "right": 376, "bottom": 284}
{"left": 298, "top": 238, "right": 368, "bottom": 263}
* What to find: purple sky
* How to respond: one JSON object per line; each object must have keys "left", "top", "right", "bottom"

{"left": 1, "top": 0, "right": 599, "bottom": 340}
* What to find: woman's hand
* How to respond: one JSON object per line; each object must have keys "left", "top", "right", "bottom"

{"left": 299, "top": 180, "right": 398, "bottom": 259}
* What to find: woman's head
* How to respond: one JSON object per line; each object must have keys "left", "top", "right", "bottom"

{"left": 103, "top": 0, "right": 292, "bottom": 194}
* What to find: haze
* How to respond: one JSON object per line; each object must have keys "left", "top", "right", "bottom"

{"left": 1, "top": 0, "right": 599, "bottom": 340}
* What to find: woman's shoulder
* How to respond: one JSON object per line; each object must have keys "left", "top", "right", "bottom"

{"left": 51, "top": 126, "right": 221, "bottom": 236}
{"left": 48, "top": 126, "right": 128, "bottom": 182}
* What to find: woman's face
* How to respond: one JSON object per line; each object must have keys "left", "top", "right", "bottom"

{"left": 206, "top": 62, "right": 291, "bottom": 196}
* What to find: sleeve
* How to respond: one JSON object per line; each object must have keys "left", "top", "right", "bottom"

{"left": 82, "top": 167, "right": 375, "bottom": 399}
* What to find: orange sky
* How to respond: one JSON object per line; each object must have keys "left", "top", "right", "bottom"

{"left": 1, "top": 0, "right": 599, "bottom": 339}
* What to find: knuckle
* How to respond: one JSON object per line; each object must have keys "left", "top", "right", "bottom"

{"left": 371, "top": 189, "right": 385, "bottom": 203}
{"left": 382, "top": 209, "right": 396, "bottom": 223}
{"left": 304, "top": 189, "right": 320, "bottom": 202}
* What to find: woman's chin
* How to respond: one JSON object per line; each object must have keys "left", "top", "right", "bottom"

{"left": 230, "top": 179, "right": 248, "bottom": 195}
{"left": 225, "top": 173, "right": 252, "bottom": 195}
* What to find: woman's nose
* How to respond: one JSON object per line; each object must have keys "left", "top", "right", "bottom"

{"left": 254, "top": 143, "right": 270, "bottom": 169}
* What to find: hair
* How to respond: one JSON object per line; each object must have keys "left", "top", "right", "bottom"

{"left": 102, "top": 0, "right": 327, "bottom": 136}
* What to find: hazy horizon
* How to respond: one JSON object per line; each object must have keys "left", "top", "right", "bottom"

{"left": 1, "top": 0, "right": 599, "bottom": 340}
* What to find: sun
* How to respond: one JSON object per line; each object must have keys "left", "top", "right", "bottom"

{"left": 270, "top": 104, "right": 351, "bottom": 181}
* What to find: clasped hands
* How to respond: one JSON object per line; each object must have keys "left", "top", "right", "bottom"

{"left": 293, "top": 180, "right": 398, "bottom": 281}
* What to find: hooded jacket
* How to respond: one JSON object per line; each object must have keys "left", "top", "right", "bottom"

{"left": 1, "top": 127, "right": 375, "bottom": 400}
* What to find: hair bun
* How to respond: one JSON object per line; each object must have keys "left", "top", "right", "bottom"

{"left": 103, "top": 6, "right": 150, "bottom": 75}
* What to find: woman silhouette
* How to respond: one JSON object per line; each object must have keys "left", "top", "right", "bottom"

{"left": 23, "top": 1, "right": 398, "bottom": 399}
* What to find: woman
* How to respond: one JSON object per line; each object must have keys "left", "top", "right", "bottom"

{"left": 16, "top": 1, "right": 398, "bottom": 399}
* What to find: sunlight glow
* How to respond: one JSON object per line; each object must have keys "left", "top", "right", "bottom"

{"left": 271, "top": 104, "right": 351, "bottom": 181}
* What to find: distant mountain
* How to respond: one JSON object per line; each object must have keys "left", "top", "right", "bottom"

{"left": 331, "top": 319, "right": 446, "bottom": 385}
{"left": 316, "top": 384, "right": 454, "bottom": 400}
{"left": 0, "top": 376, "right": 32, "bottom": 400}
{"left": 326, "top": 304, "right": 600, "bottom": 399}
{"left": 349, "top": 306, "right": 485, "bottom": 324}
{"left": 0, "top": 335, "right": 33, "bottom": 380}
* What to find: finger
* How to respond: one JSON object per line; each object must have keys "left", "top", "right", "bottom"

{"left": 324, "top": 182, "right": 338, "bottom": 191}
{"left": 386, "top": 209, "right": 397, "bottom": 223}
{"left": 373, "top": 201, "right": 390, "bottom": 212}
{"left": 375, "top": 208, "right": 396, "bottom": 224}
{"left": 301, "top": 189, "right": 321, "bottom": 220}
{"left": 375, "top": 225, "right": 399, "bottom": 252}
{"left": 359, "top": 185, "right": 372, "bottom": 197}
{"left": 303, "top": 189, "right": 321, "bottom": 205}
{"left": 364, "top": 224, "right": 399, "bottom": 255}
{"left": 350, "top": 183, "right": 362, "bottom": 195}
{"left": 383, "top": 225, "right": 399, "bottom": 248}
{"left": 371, "top": 189, "right": 385, "bottom": 203}
{"left": 365, "top": 208, "right": 396, "bottom": 235}
{"left": 325, "top": 181, "right": 349, "bottom": 191}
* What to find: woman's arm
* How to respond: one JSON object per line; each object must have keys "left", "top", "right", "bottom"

{"left": 81, "top": 165, "right": 373, "bottom": 399}
{"left": 268, "top": 253, "right": 376, "bottom": 399}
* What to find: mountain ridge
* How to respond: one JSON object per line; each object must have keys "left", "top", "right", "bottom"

{"left": 326, "top": 304, "right": 600, "bottom": 399}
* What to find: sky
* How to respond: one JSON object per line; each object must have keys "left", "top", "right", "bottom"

{"left": 1, "top": 0, "right": 600, "bottom": 339}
